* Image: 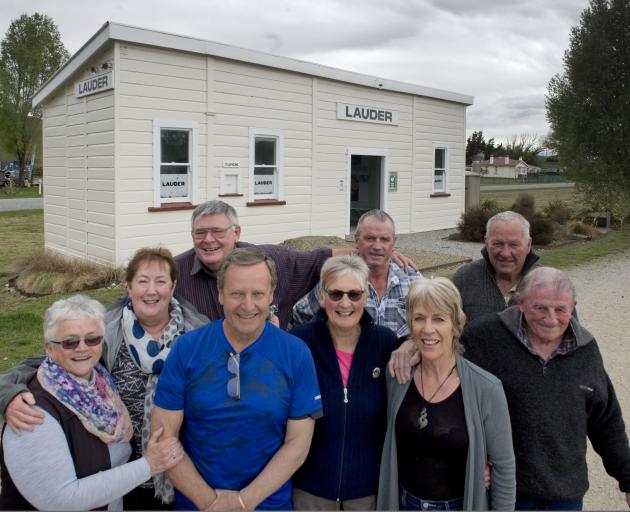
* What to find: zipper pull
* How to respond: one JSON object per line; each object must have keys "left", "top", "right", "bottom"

{"left": 343, "top": 387, "right": 348, "bottom": 404}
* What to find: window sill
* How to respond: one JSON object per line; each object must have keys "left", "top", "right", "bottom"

{"left": 246, "top": 199, "right": 287, "bottom": 207}
{"left": 148, "top": 202, "right": 197, "bottom": 212}
{"left": 430, "top": 192, "right": 451, "bottom": 198}
{"left": 218, "top": 193, "right": 244, "bottom": 197}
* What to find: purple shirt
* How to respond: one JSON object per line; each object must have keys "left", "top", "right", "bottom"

{"left": 174, "top": 242, "right": 331, "bottom": 328}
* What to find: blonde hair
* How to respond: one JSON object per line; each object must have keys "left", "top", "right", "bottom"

{"left": 406, "top": 277, "right": 466, "bottom": 355}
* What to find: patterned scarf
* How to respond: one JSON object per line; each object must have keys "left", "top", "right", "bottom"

{"left": 121, "top": 297, "right": 184, "bottom": 503}
{"left": 37, "top": 357, "right": 132, "bottom": 444}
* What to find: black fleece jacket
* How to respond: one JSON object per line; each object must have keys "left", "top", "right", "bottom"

{"left": 461, "top": 307, "right": 630, "bottom": 500}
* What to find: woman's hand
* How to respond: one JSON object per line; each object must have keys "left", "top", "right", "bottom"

{"left": 144, "top": 426, "right": 184, "bottom": 476}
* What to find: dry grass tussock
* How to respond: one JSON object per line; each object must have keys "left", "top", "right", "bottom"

{"left": 12, "top": 250, "right": 124, "bottom": 296}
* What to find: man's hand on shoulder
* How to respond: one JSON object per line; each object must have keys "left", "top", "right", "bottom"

{"left": 391, "top": 250, "right": 418, "bottom": 272}
{"left": 5, "top": 392, "right": 44, "bottom": 434}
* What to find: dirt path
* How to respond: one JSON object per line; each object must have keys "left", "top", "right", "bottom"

{"left": 566, "top": 250, "right": 630, "bottom": 509}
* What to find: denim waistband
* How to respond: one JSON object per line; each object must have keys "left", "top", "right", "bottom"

{"left": 399, "top": 485, "right": 464, "bottom": 511}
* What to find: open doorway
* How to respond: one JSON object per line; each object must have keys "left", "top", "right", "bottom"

{"left": 350, "top": 154, "right": 383, "bottom": 230}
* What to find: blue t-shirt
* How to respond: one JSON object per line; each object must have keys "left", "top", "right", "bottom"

{"left": 155, "top": 320, "right": 322, "bottom": 510}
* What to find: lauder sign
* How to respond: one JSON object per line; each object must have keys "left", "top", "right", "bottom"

{"left": 75, "top": 72, "right": 113, "bottom": 98}
{"left": 337, "top": 103, "right": 399, "bottom": 125}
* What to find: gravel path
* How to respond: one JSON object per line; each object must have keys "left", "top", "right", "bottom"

{"left": 0, "top": 197, "right": 43, "bottom": 211}
{"left": 398, "top": 229, "right": 630, "bottom": 508}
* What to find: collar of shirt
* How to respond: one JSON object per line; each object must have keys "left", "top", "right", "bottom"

{"left": 516, "top": 312, "right": 578, "bottom": 364}
{"left": 191, "top": 254, "right": 216, "bottom": 277}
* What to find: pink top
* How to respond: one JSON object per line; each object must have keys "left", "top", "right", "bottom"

{"left": 335, "top": 348, "right": 354, "bottom": 387}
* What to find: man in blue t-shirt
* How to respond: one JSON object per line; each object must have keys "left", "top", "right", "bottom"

{"left": 153, "top": 248, "right": 322, "bottom": 510}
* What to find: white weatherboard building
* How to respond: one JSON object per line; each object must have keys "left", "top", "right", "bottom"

{"left": 34, "top": 22, "right": 473, "bottom": 265}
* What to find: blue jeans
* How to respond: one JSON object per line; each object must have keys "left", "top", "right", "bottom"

{"left": 515, "top": 495, "right": 583, "bottom": 510}
{"left": 399, "top": 486, "right": 463, "bottom": 511}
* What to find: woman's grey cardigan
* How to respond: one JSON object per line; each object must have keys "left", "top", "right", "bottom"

{"left": 376, "top": 356, "right": 516, "bottom": 511}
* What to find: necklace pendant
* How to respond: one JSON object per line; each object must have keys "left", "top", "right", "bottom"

{"left": 418, "top": 407, "right": 428, "bottom": 429}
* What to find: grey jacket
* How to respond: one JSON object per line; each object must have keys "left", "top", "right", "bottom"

{"left": 0, "top": 295, "right": 209, "bottom": 412}
{"left": 376, "top": 356, "right": 516, "bottom": 511}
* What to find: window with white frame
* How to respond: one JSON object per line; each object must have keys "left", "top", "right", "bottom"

{"left": 433, "top": 146, "right": 448, "bottom": 193}
{"left": 249, "top": 128, "right": 282, "bottom": 201}
{"left": 153, "top": 120, "right": 198, "bottom": 205}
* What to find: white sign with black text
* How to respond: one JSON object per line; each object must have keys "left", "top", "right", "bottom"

{"left": 161, "top": 174, "right": 188, "bottom": 198}
{"left": 75, "top": 72, "right": 114, "bottom": 98}
{"left": 254, "top": 174, "right": 275, "bottom": 195}
{"left": 337, "top": 103, "right": 398, "bottom": 125}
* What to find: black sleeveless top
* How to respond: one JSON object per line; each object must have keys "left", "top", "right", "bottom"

{"left": 395, "top": 383, "right": 469, "bottom": 501}
{"left": 0, "top": 375, "right": 111, "bottom": 510}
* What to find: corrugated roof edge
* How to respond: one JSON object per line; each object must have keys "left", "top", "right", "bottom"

{"left": 32, "top": 21, "right": 474, "bottom": 108}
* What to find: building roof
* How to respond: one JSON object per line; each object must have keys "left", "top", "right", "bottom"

{"left": 32, "top": 22, "right": 474, "bottom": 108}
{"left": 479, "top": 157, "right": 526, "bottom": 167}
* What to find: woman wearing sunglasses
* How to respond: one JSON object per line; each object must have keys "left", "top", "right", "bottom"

{"left": 0, "top": 295, "right": 184, "bottom": 510}
{"left": 290, "top": 256, "right": 399, "bottom": 510}
{"left": 0, "top": 247, "right": 208, "bottom": 510}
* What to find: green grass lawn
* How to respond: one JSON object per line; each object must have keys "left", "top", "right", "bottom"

{"left": 481, "top": 186, "right": 580, "bottom": 212}
{"left": 0, "top": 186, "right": 43, "bottom": 199}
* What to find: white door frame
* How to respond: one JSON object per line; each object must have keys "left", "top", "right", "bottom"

{"left": 346, "top": 147, "right": 388, "bottom": 236}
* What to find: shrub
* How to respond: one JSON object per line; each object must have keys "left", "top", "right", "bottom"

{"left": 543, "top": 199, "right": 572, "bottom": 225}
{"left": 569, "top": 221, "right": 597, "bottom": 237}
{"left": 530, "top": 214, "right": 554, "bottom": 245}
{"left": 479, "top": 198, "right": 501, "bottom": 215}
{"left": 511, "top": 193, "right": 536, "bottom": 220}
{"left": 457, "top": 207, "right": 493, "bottom": 242}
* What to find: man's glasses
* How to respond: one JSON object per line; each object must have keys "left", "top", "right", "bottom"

{"left": 323, "top": 289, "right": 365, "bottom": 302}
{"left": 191, "top": 226, "right": 234, "bottom": 240}
{"left": 48, "top": 335, "right": 104, "bottom": 350}
{"left": 227, "top": 352, "right": 240, "bottom": 400}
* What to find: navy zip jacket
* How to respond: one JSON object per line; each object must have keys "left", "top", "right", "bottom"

{"left": 290, "top": 310, "right": 399, "bottom": 500}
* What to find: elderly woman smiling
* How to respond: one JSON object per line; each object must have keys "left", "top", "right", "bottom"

{"left": 377, "top": 278, "right": 516, "bottom": 511}
{"left": 290, "top": 255, "right": 399, "bottom": 510}
{"left": 0, "top": 247, "right": 209, "bottom": 509}
{"left": 0, "top": 295, "right": 183, "bottom": 511}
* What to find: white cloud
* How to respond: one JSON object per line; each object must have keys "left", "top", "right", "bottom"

{"left": 0, "top": 0, "right": 591, "bottom": 142}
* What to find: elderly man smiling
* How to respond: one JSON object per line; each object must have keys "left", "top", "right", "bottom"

{"left": 462, "top": 267, "right": 630, "bottom": 510}
{"left": 453, "top": 211, "right": 539, "bottom": 322}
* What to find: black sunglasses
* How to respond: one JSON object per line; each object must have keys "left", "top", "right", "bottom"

{"left": 324, "top": 289, "right": 365, "bottom": 302}
{"left": 49, "top": 335, "right": 104, "bottom": 350}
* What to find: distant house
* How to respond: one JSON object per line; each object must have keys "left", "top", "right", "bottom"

{"left": 477, "top": 155, "right": 540, "bottom": 179}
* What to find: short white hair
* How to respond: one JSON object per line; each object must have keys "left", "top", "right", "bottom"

{"left": 518, "top": 267, "right": 576, "bottom": 302}
{"left": 486, "top": 211, "right": 530, "bottom": 240}
{"left": 43, "top": 295, "right": 106, "bottom": 342}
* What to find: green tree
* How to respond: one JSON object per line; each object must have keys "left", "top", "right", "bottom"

{"left": 0, "top": 13, "right": 69, "bottom": 185}
{"left": 465, "top": 130, "right": 495, "bottom": 164}
{"left": 495, "top": 133, "right": 542, "bottom": 164}
{"left": 546, "top": 0, "right": 630, "bottom": 217}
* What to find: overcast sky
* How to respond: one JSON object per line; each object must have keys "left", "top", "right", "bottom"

{"left": 1, "top": 0, "right": 589, "bottom": 144}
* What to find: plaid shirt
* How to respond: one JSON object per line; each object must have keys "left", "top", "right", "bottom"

{"left": 516, "top": 312, "right": 577, "bottom": 365}
{"left": 289, "top": 261, "right": 422, "bottom": 338}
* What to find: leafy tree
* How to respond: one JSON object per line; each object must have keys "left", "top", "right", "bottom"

{"left": 0, "top": 13, "right": 69, "bottom": 185}
{"left": 496, "top": 133, "right": 542, "bottom": 164}
{"left": 465, "top": 130, "right": 495, "bottom": 164}
{"left": 546, "top": 0, "right": 630, "bottom": 216}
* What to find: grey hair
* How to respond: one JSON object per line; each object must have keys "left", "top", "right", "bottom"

{"left": 355, "top": 209, "right": 396, "bottom": 239}
{"left": 191, "top": 200, "right": 239, "bottom": 228}
{"left": 486, "top": 211, "right": 530, "bottom": 240}
{"left": 518, "top": 266, "right": 576, "bottom": 302}
{"left": 43, "top": 295, "right": 106, "bottom": 343}
{"left": 320, "top": 255, "right": 369, "bottom": 291}
{"left": 406, "top": 277, "right": 466, "bottom": 355}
